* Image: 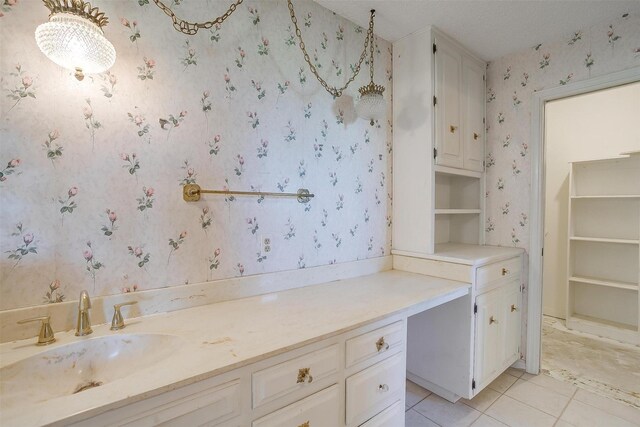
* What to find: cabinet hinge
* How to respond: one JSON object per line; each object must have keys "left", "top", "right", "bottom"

{"left": 433, "top": 43, "right": 437, "bottom": 54}
{"left": 542, "top": 247, "right": 544, "bottom": 256}
{"left": 433, "top": 96, "right": 437, "bottom": 106}
{"left": 472, "top": 379, "right": 476, "bottom": 390}
{"left": 473, "top": 303, "right": 477, "bottom": 314}
{"left": 433, "top": 148, "right": 438, "bottom": 159}
{"left": 483, "top": 160, "right": 486, "bottom": 168}
{"left": 483, "top": 118, "right": 485, "bottom": 124}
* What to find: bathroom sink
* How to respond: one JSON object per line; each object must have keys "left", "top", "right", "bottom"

{"left": 0, "top": 333, "right": 182, "bottom": 406}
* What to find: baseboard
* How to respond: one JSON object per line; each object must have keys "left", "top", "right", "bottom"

{"left": 406, "top": 371, "right": 461, "bottom": 403}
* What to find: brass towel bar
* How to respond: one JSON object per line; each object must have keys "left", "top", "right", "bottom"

{"left": 183, "top": 184, "right": 314, "bottom": 203}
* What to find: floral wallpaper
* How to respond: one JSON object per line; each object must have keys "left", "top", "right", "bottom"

{"left": 0, "top": 0, "right": 392, "bottom": 310}
{"left": 484, "top": 12, "right": 640, "bottom": 251}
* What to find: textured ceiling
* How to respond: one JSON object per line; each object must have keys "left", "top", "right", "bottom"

{"left": 315, "top": 0, "right": 640, "bottom": 60}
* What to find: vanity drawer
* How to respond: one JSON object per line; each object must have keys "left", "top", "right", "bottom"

{"left": 346, "top": 352, "right": 404, "bottom": 426}
{"left": 252, "top": 344, "right": 339, "bottom": 408}
{"left": 346, "top": 321, "right": 404, "bottom": 368}
{"left": 476, "top": 257, "right": 521, "bottom": 291}
{"left": 252, "top": 384, "right": 340, "bottom": 427}
{"left": 71, "top": 378, "right": 242, "bottom": 427}
{"left": 359, "top": 400, "right": 404, "bottom": 427}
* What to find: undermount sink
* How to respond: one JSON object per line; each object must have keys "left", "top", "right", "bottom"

{"left": 1, "top": 333, "right": 182, "bottom": 406}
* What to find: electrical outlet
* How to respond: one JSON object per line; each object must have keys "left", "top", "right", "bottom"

{"left": 261, "top": 235, "right": 272, "bottom": 253}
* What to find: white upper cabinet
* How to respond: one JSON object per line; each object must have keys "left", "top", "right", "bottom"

{"left": 462, "top": 58, "right": 486, "bottom": 172}
{"left": 435, "top": 37, "right": 464, "bottom": 169}
{"left": 434, "top": 35, "right": 485, "bottom": 173}
{"left": 393, "top": 27, "right": 486, "bottom": 256}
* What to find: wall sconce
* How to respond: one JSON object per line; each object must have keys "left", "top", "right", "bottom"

{"left": 35, "top": 0, "right": 116, "bottom": 81}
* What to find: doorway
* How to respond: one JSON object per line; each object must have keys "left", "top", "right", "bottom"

{"left": 526, "top": 68, "right": 640, "bottom": 377}
{"left": 540, "top": 82, "right": 640, "bottom": 407}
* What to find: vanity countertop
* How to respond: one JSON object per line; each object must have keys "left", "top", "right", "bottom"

{"left": 0, "top": 270, "right": 469, "bottom": 426}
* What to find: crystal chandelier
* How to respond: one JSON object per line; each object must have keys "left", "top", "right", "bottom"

{"left": 355, "top": 11, "right": 386, "bottom": 126}
{"left": 35, "top": 0, "right": 116, "bottom": 81}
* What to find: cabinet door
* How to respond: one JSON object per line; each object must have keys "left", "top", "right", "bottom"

{"left": 503, "top": 281, "right": 522, "bottom": 366}
{"left": 434, "top": 37, "right": 463, "bottom": 169}
{"left": 462, "top": 58, "right": 485, "bottom": 172}
{"left": 473, "top": 288, "right": 502, "bottom": 389}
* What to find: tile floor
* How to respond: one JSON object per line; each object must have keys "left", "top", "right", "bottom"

{"left": 405, "top": 369, "right": 640, "bottom": 427}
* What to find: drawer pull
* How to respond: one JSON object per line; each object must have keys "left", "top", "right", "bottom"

{"left": 511, "top": 304, "right": 518, "bottom": 312}
{"left": 489, "top": 316, "right": 498, "bottom": 325}
{"left": 298, "top": 422, "right": 310, "bottom": 427}
{"left": 296, "top": 367, "right": 313, "bottom": 384}
{"left": 501, "top": 267, "right": 509, "bottom": 276}
{"left": 450, "top": 125, "right": 458, "bottom": 133}
{"left": 473, "top": 132, "right": 479, "bottom": 140}
{"left": 378, "top": 384, "right": 389, "bottom": 392}
{"left": 375, "top": 337, "right": 390, "bottom": 352}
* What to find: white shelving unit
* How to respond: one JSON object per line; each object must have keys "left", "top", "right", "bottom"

{"left": 566, "top": 152, "right": 640, "bottom": 345}
{"left": 392, "top": 27, "right": 485, "bottom": 257}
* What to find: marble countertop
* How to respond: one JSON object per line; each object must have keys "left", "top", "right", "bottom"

{"left": 0, "top": 270, "right": 469, "bottom": 427}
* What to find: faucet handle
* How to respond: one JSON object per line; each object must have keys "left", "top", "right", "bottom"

{"left": 111, "top": 301, "right": 138, "bottom": 330}
{"left": 17, "top": 316, "right": 56, "bottom": 346}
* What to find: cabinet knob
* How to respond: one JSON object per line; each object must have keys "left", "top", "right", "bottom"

{"left": 379, "top": 384, "right": 390, "bottom": 392}
{"left": 511, "top": 304, "right": 518, "bottom": 312}
{"left": 298, "top": 422, "right": 310, "bottom": 427}
{"left": 501, "top": 267, "right": 509, "bottom": 276}
{"left": 449, "top": 125, "right": 458, "bottom": 133}
{"left": 296, "top": 367, "right": 313, "bottom": 384}
{"left": 473, "top": 132, "right": 480, "bottom": 140}
{"left": 489, "top": 316, "right": 498, "bottom": 325}
{"left": 375, "top": 336, "right": 390, "bottom": 352}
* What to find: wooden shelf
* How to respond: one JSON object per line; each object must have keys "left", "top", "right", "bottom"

{"left": 570, "top": 237, "right": 640, "bottom": 245}
{"left": 571, "top": 195, "right": 640, "bottom": 199}
{"left": 569, "top": 276, "right": 638, "bottom": 291}
{"left": 435, "top": 209, "right": 481, "bottom": 215}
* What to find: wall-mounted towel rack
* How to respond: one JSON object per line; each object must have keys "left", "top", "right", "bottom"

{"left": 183, "top": 184, "right": 314, "bottom": 203}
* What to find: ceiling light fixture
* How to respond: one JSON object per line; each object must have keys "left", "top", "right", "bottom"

{"left": 35, "top": 0, "right": 116, "bottom": 81}
{"left": 288, "top": 3, "right": 386, "bottom": 126}
{"left": 355, "top": 11, "right": 386, "bottom": 126}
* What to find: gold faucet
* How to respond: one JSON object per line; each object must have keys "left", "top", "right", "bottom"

{"left": 76, "top": 290, "right": 93, "bottom": 336}
{"left": 110, "top": 301, "right": 138, "bottom": 330}
{"left": 17, "top": 316, "right": 56, "bottom": 345}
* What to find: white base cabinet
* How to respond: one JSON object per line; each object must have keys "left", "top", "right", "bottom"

{"left": 69, "top": 317, "right": 409, "bottom": 427}
{"left": 398, "top": 245, "right": 524, "bottom": 401}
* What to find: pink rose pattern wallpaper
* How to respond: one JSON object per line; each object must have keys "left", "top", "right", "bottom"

{"left": 0, "top": 0, "right": 392, "bottom": 310}
{"left": 484, "top": 12, "right": 640, "bottom": 251}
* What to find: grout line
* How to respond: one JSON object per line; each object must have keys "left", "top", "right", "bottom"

{"left": 553, "top": 388, "right": 578, "bottom": 427}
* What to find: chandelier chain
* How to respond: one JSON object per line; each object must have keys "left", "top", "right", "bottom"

{"left": 151, "top": 0, "right": 244, "bottom": 35}
{"left": 288, "top": 0, "right": 374, "bottom": 98}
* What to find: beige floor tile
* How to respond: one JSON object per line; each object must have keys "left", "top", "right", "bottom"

{"left": 414, "top": 394, "right": 482, "bottom": 427}
{"left": 485, "top": 395, "right": 557, "bottom": 427}
{"left": 504, "top": 379, "right": 570, "bottom": 417}
{"left": 572, "top": 389, "right": 640, "bottom": 425}
{"left": 470, "top": 414, "right": 508, "bottom": 427}
{"left": 506, "top": 367, "right": 525, "bottom": 378}
{"left": 406, "top": 409, "right": 440, "bottom": 427}
{"left": 487, "top": 372, "right": 519, "bottom": 394}
{"left": 521, "top": 373, "right": 577, "bottom": 398}
{"left": 560, "top": 400, "right": 637, "bottom": 427}
{"left": 406, "top": 379, "right": 432, "bottom": 409}
{"left": 461, "top": 387, "right": 501, "bottom": 412}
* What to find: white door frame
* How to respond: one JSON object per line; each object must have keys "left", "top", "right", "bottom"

{"left": 525, "top": 66, "right": 640, "bottom": 374}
